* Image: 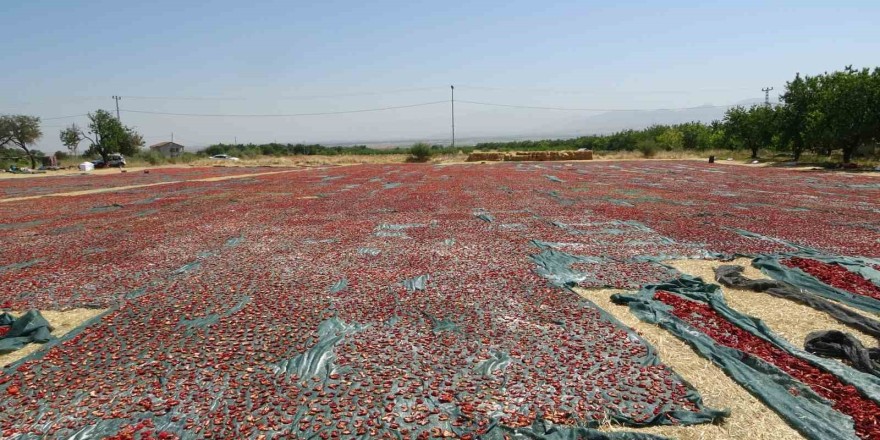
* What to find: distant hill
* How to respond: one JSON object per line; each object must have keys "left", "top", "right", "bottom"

{"left": 571, "top": 98, "right": 770, "bottom": 134}
{"left": 193, "top": 99, "right": 779, "bottom": 149}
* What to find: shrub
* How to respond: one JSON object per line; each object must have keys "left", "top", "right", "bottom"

{"left": 408, "top": 143, "right": 432, "bottom": 162}
{"left": 140, "top": 151, "right": 165, "bottom": 166}
{"left": 178, "top": 152, "right": 199, "bottom": 164}
{"left": 636, "top": 140, "right": 659, "bottom": 158}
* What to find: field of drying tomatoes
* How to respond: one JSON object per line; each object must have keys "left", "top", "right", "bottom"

{"left": 0, "top": 161, "right": 878, "bottom": 439}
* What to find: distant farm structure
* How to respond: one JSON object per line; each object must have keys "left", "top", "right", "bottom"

{"left": 149, "top": 141, "right": 185, "bottom": 158}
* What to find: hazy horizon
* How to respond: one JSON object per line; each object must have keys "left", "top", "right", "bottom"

{"left": 3, "top": 1, "right": 878, "bottom": 152}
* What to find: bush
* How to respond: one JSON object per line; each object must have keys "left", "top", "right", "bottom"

{"left": 178, "top": 152, "right": 199, "bottom": 164}
{"left": 140, "top": 151, "right": 165, "bottom": 166}
{"left": 637, "top": 140, "right": 659, "bottom": 158}
{"left": 408, "top": 143, "right": 432, "bottom": 162}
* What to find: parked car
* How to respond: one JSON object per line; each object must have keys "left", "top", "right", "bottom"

{"left": 107, "top": 153, "right": 126, "bottom": 167}
{"left": 210, "top": 154, "right": 240, "bottom": 161}
{"left": 92, "top": 153, "right": 126, "bottom": 168}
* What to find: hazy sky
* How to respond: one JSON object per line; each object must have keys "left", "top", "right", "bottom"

{"left": 3, "top": 0, "right": 878, "bottom": 150}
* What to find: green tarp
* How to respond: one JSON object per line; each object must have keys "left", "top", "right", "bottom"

{"left": 753, "top": 255, "right": 880, "bottom": 315}
{"left": 612, "top": 276, "right": 880, "bottom": 440}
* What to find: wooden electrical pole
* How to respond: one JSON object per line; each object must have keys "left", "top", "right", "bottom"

{"left": 112, "top": 95, "right": 122, "bottom": 120}
{"left": 451, "top": 85, "right": 455, "bottom": 148}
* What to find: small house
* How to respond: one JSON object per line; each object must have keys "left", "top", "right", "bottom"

{"left": 149, "top": 141, "right": 185, "bottom": 158}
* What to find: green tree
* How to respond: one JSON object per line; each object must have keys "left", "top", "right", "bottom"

{"left": 723, "top": 105, "right": 777, "bottom": 159}
{"left": 677, "top": 122, "right": 711, "bottom": 150}
{"left": 811, "top": 66, "right": 880, "bottom": 163}
{"left": 0, "top": 115, "right": 43, "bottom": 168}
{"left": 60, "top": 124, "right": 84, "bottom": 158}
{"left": 778, "top": 73, "right": 831, "bottom": 161}
{"left": 77, "top": 110, "right": 144, "bottom": 162}
{"left": 656, "top": 127, "right": 684, "bottom": 150}
{"left": 706, "top": 120, "right": 727, "bottom": 150}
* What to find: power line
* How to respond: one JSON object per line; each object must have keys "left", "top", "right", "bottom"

{"left": 26, "top": 96, "right": 755, "bottom": 125}
{"left": 11, "top": 85, "right": 760, "bottom": 104}
{"left": 110, "top": 99, "right": 749, "bottom": 120}
{"left": 121, "top": 87, "right": 447, "bottom": 101}
{"left": 40, "top": 113, "right": 89, "bottom": 121}
{"left": 119, "top": 101, "right": 448, "bottom": 117}
{"left": 454, "top": 85, "right": 758, "bottom": 95}
{"left": 456, "top": 100, "right": 739, "bottom": 112}
{"left": 3, "top": 87, "right": 448, "bottom": 104}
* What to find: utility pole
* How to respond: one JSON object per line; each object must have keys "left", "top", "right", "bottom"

{"left": 112, "top": 95, "right": 122, "bottom": 120}
{"left": 450, "top": 85, "right": 455, "bottom": 149}
{"left": 171, "top": 132, "right": 174, "bottom": 143}
{"left": 761, "top": 87, "right": 774, "bottom": 106}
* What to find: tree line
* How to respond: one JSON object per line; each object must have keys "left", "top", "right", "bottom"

{"left": 0, "top": 110, "right": 143, "bottom": 169}
{"left": 2, "top": 66, "right": 877, "bottom": 168}
{"left": 203, "top": 143, "right": 406, "bottom": 158}
{"left": 475, "top": 66, "right": 880, "bottom": 162}
{"left": 201, "top": 67, "right": 880, "bottom": 163}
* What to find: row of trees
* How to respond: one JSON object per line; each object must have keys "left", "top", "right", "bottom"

{"left": 0, "top": 110, "right": 144, "bottom": 168}
{"left": 203, "top": 142, "right": 398, "bottom": 158}
{"left": 476, "top": 67, "right": 880, "bottom": 163}
{"left": 471, "top": 122, "right": 728, "bottom": 155}
{"left": 744, "top": 66, "right": 880, "bottom": 162}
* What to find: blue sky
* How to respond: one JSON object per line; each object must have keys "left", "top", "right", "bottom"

{"left": 3, "top": 0, "right": 878, "bottom": 149}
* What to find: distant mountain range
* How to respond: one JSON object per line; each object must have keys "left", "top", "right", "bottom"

{"left": 338, "top": 98, "right": 775, "bottom": 147}
{"left": 193, "top": 98, "right": 777, "bottom": 149}
{"left": 570, "top": 98, "right": 769, "bottom": 134}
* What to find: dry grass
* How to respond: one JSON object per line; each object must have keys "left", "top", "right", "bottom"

{"left": 593, "top": 149, "right": 747, "bottom": 162}
{"left": 1, "top": 308, "right": 107, "bottom": 367}
{"left": 665, "top": 259, "right": 879, "bottom": 347}
{"left": 575, "top": 287, "right": 804, "bottom": 440}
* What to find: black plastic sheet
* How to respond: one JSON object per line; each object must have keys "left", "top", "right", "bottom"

{"left": 805, "top": 330, "right": 880, "bottom": 377}
{"left": 0, "top": 310, "right": 54, "bottom": 354}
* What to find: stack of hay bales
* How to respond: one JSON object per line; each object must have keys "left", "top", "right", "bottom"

{"left": 567, "top": 150, "right": 594, "bottom": 160}
{"left": 465, "top": 152, "right": 506, "bottom": 162}
{"left": 466, "top": 150, "right": 592, "bottom": 162}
